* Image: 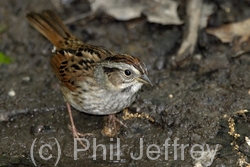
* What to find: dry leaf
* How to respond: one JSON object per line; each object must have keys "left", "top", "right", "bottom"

{"left": 229, "top": 36, "right": 250, "bottom": 57}
{"left": 200, "top": 2, "right": 215, "bottom": 29}
{"left": 88, "top": 0, "right": 183, "bottom": 25}
{"left": 90, "top": 0, "right": 143, "bottom": 20}
{"left": 206, "top": 18, "right": 250, "bottom": 43}
{"left": 206, "top": 18, "right": 250, "bottom": 57}
{"left": 143, "top": 0, "right": 182, "bottom": 25}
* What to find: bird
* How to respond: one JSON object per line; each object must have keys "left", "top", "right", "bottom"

{"left": 26, "top": 10, "right": 152, "bottom": 146}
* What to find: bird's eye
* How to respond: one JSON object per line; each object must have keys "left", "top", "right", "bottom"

{"left": 124, "top": 69, "right": 131, "bottom": 76}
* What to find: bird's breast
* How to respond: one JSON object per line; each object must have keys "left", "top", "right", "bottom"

{"left": 62, "top": 84, "right": 137, "bottom": 115}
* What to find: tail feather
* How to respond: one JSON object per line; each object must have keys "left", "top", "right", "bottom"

{"left": 26, "top": 10, "right": 73, "bottom": 48}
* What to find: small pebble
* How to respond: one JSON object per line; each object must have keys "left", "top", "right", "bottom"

{"left": 30, "top": 125, "right": 46, "bottom": 135}
{"left": 22, "top": 76, "right": 30, "bottom": 82}
{"left": 246, "top": 137, "right": 250, "bottom": 146}
{"left": 8, "top": 89, "right": 15, "bottom": 97}
{"left": 193, "top": 54, "right": 202, "bottom": 60}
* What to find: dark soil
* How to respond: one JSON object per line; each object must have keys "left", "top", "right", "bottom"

{"left": 1, "top": 0, "right": 250, "bottom": 166}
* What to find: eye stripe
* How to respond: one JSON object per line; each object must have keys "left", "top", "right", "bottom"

{"left": 103, "top": 67, "right": 119, "bottom": 74}
{"left": 104, "top": 54, "right": 146, "bottom": 75}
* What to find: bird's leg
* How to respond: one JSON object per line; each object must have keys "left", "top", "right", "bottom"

{"left": 66, "top": 102, "right": 92, "bottom": 148}
{"left": 102, "top": 113, "right": 127, "bottom": 137}
{"left": 109, "top": 114, "right": 127, "bottom": 128}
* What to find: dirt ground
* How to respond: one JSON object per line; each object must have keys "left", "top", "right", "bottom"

{"left": 1, "top": 0, "right": 250, "bottom": 166}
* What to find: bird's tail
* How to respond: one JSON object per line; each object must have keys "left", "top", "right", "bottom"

{"left": 26, "top": 10, "right": 74, "bottom": 48}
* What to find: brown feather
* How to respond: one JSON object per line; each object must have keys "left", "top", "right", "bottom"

{"left": 26, "top": 10, "right": 75, "bottom": 48}
{"left": 26, "top": 10, "right": 116, "bottom": 91}
{"left": 104, "top": 54, "right": 147, "bottom": 75}
{"left": 50, "top": 49, "right": 96, "bottom": 91}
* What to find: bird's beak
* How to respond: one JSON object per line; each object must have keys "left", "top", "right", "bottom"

{"left": 137, "top": 74, "right": 153, "bottom": 86}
